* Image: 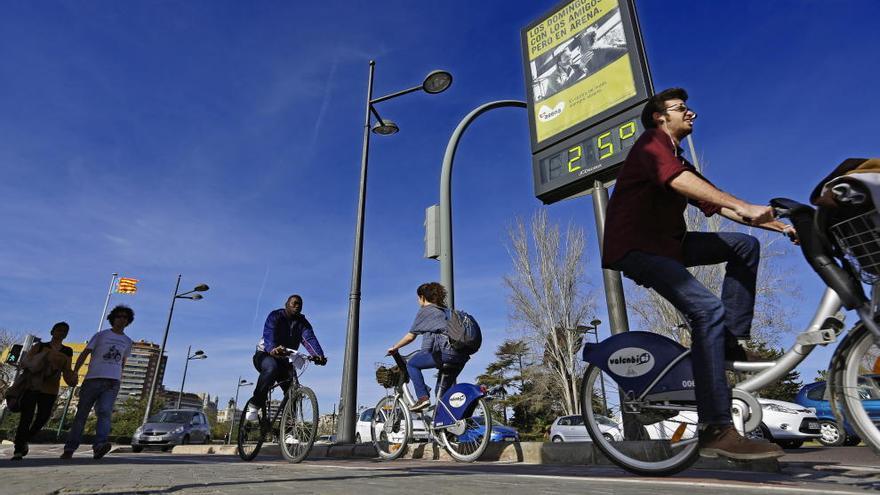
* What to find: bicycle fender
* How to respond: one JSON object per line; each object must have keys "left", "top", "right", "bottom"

{"left": 582, "top": 331, "right": 695, "bottom": 398}
{"left": 434, "top": 383, "right": 483, "bottom": 428}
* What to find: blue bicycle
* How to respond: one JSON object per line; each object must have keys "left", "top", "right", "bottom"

{"left": 371, "top": 350, "right": 493, "bottom": 462}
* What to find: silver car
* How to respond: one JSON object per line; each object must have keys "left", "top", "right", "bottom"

{"left": 131, "top": 409, "right": 212, "bottom": 452}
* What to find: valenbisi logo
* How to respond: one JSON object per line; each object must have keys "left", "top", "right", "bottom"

{"left": 607, "top": 347, "right": 655, "bottom": 377}
{"left": 448, "top": 392, "right": 466, "bottom": 408}
{"left": 537, "top": 102, "right": 565, "bottom": 122}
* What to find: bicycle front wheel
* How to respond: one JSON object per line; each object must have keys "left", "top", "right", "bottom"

{"left": 237, "top": 398, "right": 266, "bottom": 461}
{"left": 835, "top": 323, "right": 880, "bottom": 453}
{"left": 280, "top": 386, "right": 319, "bottom": 463}
{"left": 371, "top": 395, "right": 411, "bottom": 460}
{"left": 581, "top": 364, "right": 700, "bottom": 476}
{"left": 438, "top": 397, "right": 492, "bottom": 462}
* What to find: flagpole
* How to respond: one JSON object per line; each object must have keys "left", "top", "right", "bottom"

{"left": 97, "top": 273, "right": 118, "bottom": 332}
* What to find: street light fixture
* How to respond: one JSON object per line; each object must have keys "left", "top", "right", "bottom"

{"left": 227, "top": 377, "right": 253, "bottom": 444}
{"left": 337, "top": 61, "right": 453, "bottom": 444}
{"left": 176, "top": 345, "right": 208, "bottom": 409}
{"left": 143, "top": 275, "right": 210, "bottom": 424}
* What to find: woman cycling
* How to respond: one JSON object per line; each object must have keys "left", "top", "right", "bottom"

{"left": 387, "top": 282, "right": 468, "bottom": 412}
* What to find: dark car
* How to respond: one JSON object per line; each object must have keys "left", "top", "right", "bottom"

{"left": 795, "top": 375, "right": 880, "bottom": 447}
{"left": 131, "top": 409, "right": 212, "bottom": 452}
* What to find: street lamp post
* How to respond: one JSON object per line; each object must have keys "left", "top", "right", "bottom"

{"left": 227, "top": 377, "right": 253, "bottom": 445}
{"left": 176, "top": 345, "right": 207, "bottom": 409}
{"left": 578, "top": 319, "right": 608, "bottom": 416}
{"left": 143, "top": 275, "right": 209, "bottom": 424}
{"left": 337, "top": 61, "right": 453, "bottom": 444}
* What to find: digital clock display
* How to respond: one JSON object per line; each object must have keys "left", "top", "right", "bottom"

{"left": 533, "top": 104, "right": 644, "bottom": 204}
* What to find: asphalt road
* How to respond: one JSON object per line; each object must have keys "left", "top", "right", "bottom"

{"left": 0, "top": 444, "right": 877, "bottom": 495}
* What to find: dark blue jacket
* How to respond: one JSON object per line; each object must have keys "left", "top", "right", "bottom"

{"left": 257, "top": 309, "right": 324, "bottom": 357}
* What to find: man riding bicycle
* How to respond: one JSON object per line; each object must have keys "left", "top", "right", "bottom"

{"left": 246, "top": 295, "right": 327, "bottom": 421}
{"left": 602, "top": 88, "right": 798, "bottom": 460}
{"left": 387, "top": 282, "right": 469, "bottom": 412}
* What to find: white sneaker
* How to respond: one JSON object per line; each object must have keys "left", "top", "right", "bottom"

{"left": 245, "top": 405, "right": 260, "bottom": 422}
{"left": 284, "top": 434, "right": 299, "bottom": 445}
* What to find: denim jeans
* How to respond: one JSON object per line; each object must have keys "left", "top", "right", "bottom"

{"left": 611, "top": 231, "right": 760, "bottom": 425}
{"left": 406, "top": 351, "right": 464, "bottom": 400}
{"left": 250, "top": 351, "right": 291, "bottom": 407}
{"left": 64, "top": 378, "right": 120, "bottom": 452}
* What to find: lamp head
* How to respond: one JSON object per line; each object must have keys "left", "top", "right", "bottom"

{"left": 193, "top": 350, "right": 205, "bottom": 357}
{"left": 590, "top": 319, "right": 602, "bottom": 327}
{"left": 190, "top": 294, "right": 203, "bottom": 300}
{"left": 371, "top": 119, "right": 399, "bottom": 135}
{"left": 422, "top": 70, "right": 453, "bottom": 94}
{"left": 194, "top": 284, "right": 210, "bottom": 292}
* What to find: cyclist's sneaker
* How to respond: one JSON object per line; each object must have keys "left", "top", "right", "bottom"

{"left": 284, "top": 434, "right": 299, "bottom": 445}
{"left": 93, "top": 442, "right": 112, "bottom": 460}
{"left": 245, "top": 404, "right": 261, "bottom": 422}
{"left": 410, "top": 396, "right": 430, "bottom": 412}
{"left": 698, "top": 424, "right": 784, "bottom": 460}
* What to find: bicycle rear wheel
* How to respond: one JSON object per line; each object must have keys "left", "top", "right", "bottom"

{"left": 834, "top": 323, "right": 880, "bottom": 453}
{"left": 580, "top": 364, "right": 700, "bottom": 476}
{"left": 437, "top": 397, "right": 492, "bottom": 462}
{"left": 280, "top": 386, "right": 319, "bottom": 463}
{"left": 371, "top": 395, "right": 411, "bottom": 460}
{"left": 237, "top": 398, "right": 266, "bottom": 461}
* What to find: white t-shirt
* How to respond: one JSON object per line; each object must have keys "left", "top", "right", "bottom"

{"left": 84, "top": 329, "right": 133, "bottom": 380}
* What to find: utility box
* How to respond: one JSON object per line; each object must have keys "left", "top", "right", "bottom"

{"left": 424, "top": 204, "right": 440, "bottom": 260}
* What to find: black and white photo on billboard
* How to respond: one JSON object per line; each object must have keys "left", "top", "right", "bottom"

{"left": 529, "top": 7, "right": 629, "bottom": 102}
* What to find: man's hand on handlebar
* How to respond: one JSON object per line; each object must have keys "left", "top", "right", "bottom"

{"left": 313, "top": 355, "right": 328, "bottom": 366}
{"left": 734, "top": 203, "right": 775, "bottom": 226}
{"left": 269, "top": 346, "right": 290, "bottom": 357}
{"left": 386, "top": 347, "right": 398, "bottom": 356}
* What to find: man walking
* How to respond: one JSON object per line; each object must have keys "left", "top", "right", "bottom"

{"left": 603, "top": 88, "right": 796, "bottom": 460}
{"left": 61, "top": 305, "right": 134, "bottom": 459}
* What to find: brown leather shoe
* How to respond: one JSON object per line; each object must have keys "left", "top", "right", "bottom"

{"left": 699, "top": 424, "right": 784, "bottom": 460}
{"left": 410, "top": 396, "right": 430, "bottom": 412}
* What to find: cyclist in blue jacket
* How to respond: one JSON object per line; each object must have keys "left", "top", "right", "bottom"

{"left": 246, "top": 295, "right": 326, "bottom": 420}
{"left": 387, "top": 282, "right": 468, "bottom": 412}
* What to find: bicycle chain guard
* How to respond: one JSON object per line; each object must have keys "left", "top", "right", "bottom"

{"left": 731, "top": 388, "right": 762, "bottom": 434}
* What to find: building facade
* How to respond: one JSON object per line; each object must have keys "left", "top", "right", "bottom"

{"left": 118, "top": 340, "right": 167, "bottom": 405}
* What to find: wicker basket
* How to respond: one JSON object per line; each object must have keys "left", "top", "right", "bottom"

{"left": 830, "top": 209, "right": 880, "bottom": 284}
{"left": 375, "top": 365, "right": 402, "bottom": 388}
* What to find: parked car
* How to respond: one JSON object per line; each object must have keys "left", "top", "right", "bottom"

{"left": 315, "top": 434, "right": 336, "bottom": 445}
{"left": 796, "top": 375, "right": 880, "bottom": 446}
{"left": 355, "top": 407, "right": 429, "bottom": 444}
{"left": 458, "top": 416, "right": 519, "bottom": 443}
{"left": 549, "top": 415, "right": 622, "bottom": 442}
{"left": 745, "top": 398, "right": 821, "bottom": 449}
{"left": 131, "top": 409, "right": 211, "bottom": 452}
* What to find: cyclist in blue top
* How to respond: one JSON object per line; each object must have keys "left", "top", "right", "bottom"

{"left": 246, "top": 295, "right": 326, "bottom": 420}
{"left": 387, "top": 282, "right": 468, "bottom": 412}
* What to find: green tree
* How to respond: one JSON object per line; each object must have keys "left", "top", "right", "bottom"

{"left": 750, "top": 342, "right": 802, "bottom": 402}
{"left": 814, "top": 369, "right": 829, "bottom": 382}
{"left": 83, "top": 395, "right": 165, "bottom": 437}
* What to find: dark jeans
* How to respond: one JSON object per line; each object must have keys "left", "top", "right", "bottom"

{"left": 14, "top": 391, "right": 57, "bottom": 452}
{"left": 611, "top": 231, "right": 760, "bottom": 425}
{"left": 250, "top": 351, "right": 292, "bottom": 407}
{"left": 406, "top": 350, "right": 464, "bottom": 400}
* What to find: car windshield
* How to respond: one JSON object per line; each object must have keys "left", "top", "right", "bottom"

{"left": 596, "top": 416, "right": 618, "bottom": 427}
{"left": 149, "top": 411, "right": 195, "bottom": 424}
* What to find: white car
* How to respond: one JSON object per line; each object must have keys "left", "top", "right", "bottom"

{"left": 355, "top": 407, "right": 429, "bottom": 444}
{"left": 549, "top": 415, "right": 623, "bottom": 442}
{"left": 747, "top": 398, "right": 820, "bottom": 449}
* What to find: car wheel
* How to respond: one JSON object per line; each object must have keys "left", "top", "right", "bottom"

{"left": 161, "top": 446, "right": 173, "bottom": 452}
{"left": 552, "top": 436, "right": 563, "bottom": 443}
{"left": 603, "top": 433, "right": 614, "bottom": 442}
{"left": 355, "top": 433, "right": 362, "bottom": 444}
{"left": 131, "top": 446, "right": 144, "bottom": 453}
{"left": 818, "top": 420, "right": 846, "bottom": 447}
{"left": 746, "top": 423, "right": 772, "bottom": 442}
{"left": 776, "top": 440, "right": 803, "bottom": 449}
{"left": 844, "top": 435, "right": 861, "bottom": 446}
{"left": 203, "top": 435, "right": 211, "bottom": 445}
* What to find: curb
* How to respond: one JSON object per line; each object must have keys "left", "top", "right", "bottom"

{"left": 168, "top": 441, "right": 777, "bottom": 472}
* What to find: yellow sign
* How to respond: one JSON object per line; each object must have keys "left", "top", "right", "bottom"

{"left": 525, "top": 0, "right": 637, "bottom": 143}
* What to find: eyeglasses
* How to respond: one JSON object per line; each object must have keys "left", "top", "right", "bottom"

{"left": 664, "top": 104, "right": 696, "bottom": 117}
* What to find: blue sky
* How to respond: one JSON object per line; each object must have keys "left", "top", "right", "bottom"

{"left": 1, "top": 1, "right": 878, "bottom": 416}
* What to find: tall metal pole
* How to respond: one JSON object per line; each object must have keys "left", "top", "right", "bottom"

{"left": 227, "top": 376, "right": 245, "bottom": 445}
{"left": 144, "top": 274, "right": 182, "bottom": 424}
{"left": 591, "top": 181, "right": 630, "bottom": 336}
{"left": 439, "top": 100, "right": 527, "bottom": 309}
{"left": 96, "top": 273, "right": 118, "bottom": 332}
{"left": 337, "top": 61, "right": 375, "bottom": 444}
{"left": 176, "top": 344, "right": 191, "bottom": 409}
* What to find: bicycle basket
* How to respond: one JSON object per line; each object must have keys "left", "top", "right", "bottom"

{"left": 829, "top": 209, "right": 880, "bottom": 284}
{"left": 375, "top": 365, "right": 402, "bottom": 388}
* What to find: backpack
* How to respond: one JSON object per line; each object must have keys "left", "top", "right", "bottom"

{"left": 443, "top": 308, "right": 482, "bottom": 355}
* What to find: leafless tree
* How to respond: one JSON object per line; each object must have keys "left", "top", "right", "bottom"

{"left": 504, "top": 209, "right": 597, "bottom": 415}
